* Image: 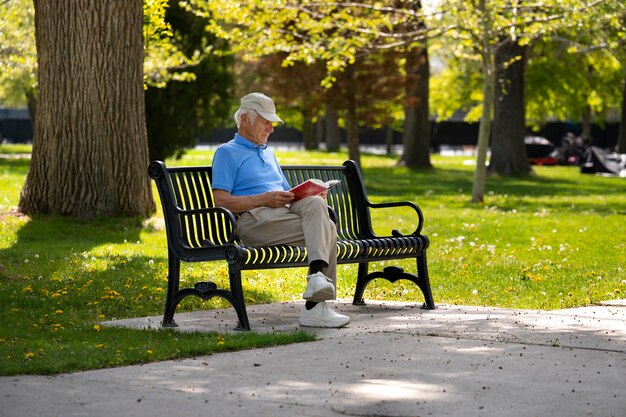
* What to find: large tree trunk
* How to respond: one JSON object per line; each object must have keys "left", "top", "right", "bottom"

{"left": 400, "top": 44, "right": 432, "bottom": 168}
{"left": 20, "top": 0, "right": 154, "bottom": 217}
{"left": 489, "top": 40, "right": 531, "bottom": 176}
{"left": 617, "top": 69, "right": 626, "bottom": 153}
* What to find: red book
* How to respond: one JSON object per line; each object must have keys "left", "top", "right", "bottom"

{"left": 290, "top": 179, "right": 340, "bottom": 201}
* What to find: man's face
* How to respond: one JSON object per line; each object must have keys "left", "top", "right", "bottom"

{"left": 241, "top": 113, "right": 275, "bottom": 146}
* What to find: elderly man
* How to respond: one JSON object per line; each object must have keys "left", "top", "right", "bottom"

{"left": 211, "top": 92, "right": 350, "bottom": 328}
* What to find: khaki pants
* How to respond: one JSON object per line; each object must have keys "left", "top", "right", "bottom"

{"left": 236, "top": 196, "right": 337, "bottom": 290}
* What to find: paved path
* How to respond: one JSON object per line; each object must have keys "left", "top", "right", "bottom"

{"left": 1, "top": 300, "right": 625, "bottom": 417}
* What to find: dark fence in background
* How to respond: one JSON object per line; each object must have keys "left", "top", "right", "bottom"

{"left": 0, "top": 108, "right": 32, "bottom": 143}
{"left": 2, "top": 108, "right": 619, "bottom": 150}
{"left": 204, "top": 121, "right": 619, "bottom": 149}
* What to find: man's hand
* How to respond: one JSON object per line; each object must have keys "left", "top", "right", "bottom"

{"left": 214, "top": 189, "right": 294, "bottom": 213}
{"left": 261, "top": 190, "right": 294, "bottom": 208}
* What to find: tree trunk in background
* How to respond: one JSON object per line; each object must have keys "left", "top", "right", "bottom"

{"left": 617, "top": 70, "right": 626, "bottom": 153}
{"left": 345, "top": 64, "right": 361, "bottom": 165}
{"left": 302, "top": 118, "right": 316, "bottom": 150}
{"left": 471, "top": 0, "right": 494, "bottom": 204}
{"left": 385, "top": 125, "right": 394, "bottom": 155}
{"left": 400, "top": 44, "right": 431, "bottom": 168}
{"left": 314, "top": 118, "right": 324, "bottom": 150}
{"left": 20, "top": 0, "right": 154, "bottom": 217}
{"left": 489, "top": 40, "right": 531, "bottom": 176}
{"left": 324, "top": 102, "right": 341, "bottom": 152}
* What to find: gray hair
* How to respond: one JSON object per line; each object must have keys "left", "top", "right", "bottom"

{"left": 233, "top": 108, "right": 258, "bottom": 128}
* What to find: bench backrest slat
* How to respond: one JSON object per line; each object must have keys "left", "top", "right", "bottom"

{"left": 163, "top": 167, "right": 233, "bottom": 248}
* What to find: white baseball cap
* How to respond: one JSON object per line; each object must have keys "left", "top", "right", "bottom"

{"left": 239, "top": 92, "right": 284, "bottom": 124}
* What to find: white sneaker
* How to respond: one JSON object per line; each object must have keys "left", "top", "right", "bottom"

{"left": 302, "top": 271, "right": 335, "bottom": 302}
{"left": 299, "top": 302, "right": 350, "bottom": 328}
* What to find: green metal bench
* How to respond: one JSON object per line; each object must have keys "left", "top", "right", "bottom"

{"left": 148, "top": 159, "right": 435, "bottom": 330}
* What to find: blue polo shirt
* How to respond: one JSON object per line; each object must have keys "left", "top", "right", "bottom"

{"left": 212, "top": 133, "right": 290, "bottom": 196}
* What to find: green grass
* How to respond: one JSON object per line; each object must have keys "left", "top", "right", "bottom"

{"left": 1, "top": 144, "right": 625, "bottom": 375}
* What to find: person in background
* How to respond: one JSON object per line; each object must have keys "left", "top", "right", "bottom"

{"left": 211, "top": 92, "right": 350, "bottom": 328}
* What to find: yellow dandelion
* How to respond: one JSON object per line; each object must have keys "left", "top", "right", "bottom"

{"left": 24, "top": 352, "right": 34, "bottom": 359}
{"left": 95, "top": 344, "right": 105, "bottom": 348}
{"left": 93, "top": 324, "right": 101, "bottom": 332}
{"left": 55, "top": 310, "right": 63, "bottom": 315}
{"left": 146, "top": 349, "right": 153, "bottom": 354}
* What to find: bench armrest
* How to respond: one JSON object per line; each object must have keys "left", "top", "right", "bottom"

{"left": 366, "top": 200, "right": 425, "bottom": 236}
{"left": 174, "top": 205, "right": 240, "bottom": 244}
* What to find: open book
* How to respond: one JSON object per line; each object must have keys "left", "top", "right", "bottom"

{"left": 290, "top": 179, "right": 341, "bottom": 201}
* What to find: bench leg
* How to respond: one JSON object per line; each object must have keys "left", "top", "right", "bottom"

{"left": 351, "top": 252, "right": 436, "bottom": 309}
{"left": 162, "top": 255, "right": 180, "bottom": 327}
{"left": 229, "top": 263, "right": 251, "bottom": 331}
{"left": 352, "top": 262, "right": 369, "bottom": 305}
{"left": 416, "top": 252, "right": 436, "bottom": 309}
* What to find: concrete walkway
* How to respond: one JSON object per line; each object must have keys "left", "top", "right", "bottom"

{"left": 2, "top": 300, "right": 625, "bottom": 417}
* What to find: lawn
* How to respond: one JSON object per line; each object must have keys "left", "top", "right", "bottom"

{"left": 1, "top": 144, "right": 625, "bottom": 375}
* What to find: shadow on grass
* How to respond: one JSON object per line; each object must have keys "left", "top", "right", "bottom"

{"left": 0, "top": 213, "right": 278, "bottom": 320}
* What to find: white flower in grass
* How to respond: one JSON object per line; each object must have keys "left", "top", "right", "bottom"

{"left": 472, "top": 289, "right": 478, "bottom": 295}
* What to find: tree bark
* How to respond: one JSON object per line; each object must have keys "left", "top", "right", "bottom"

{"left": 400, "top": 44, "right": 432, "bottom": 168}
{"left": 489, "top": 40, "right": 532, "bottom": 176}
{"left": 20, "top": 0, "right": 154, "bottom": 217}
{"left": 617, "top": 69, "right": 626, "bottom": 153}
